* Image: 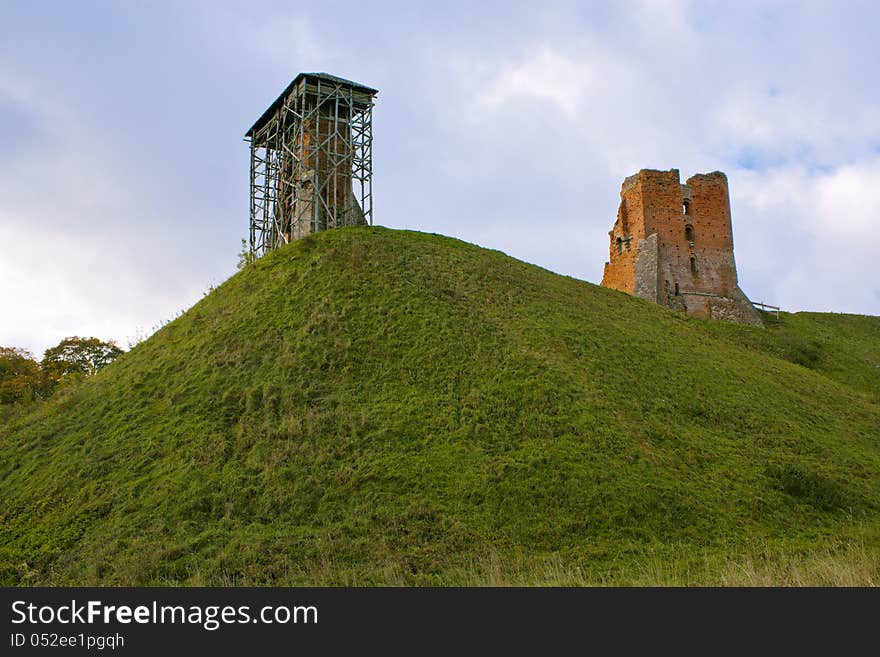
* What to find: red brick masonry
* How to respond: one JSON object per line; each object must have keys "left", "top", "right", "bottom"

{"left": 601, "top": 169, "right": 761, "bottom": 326}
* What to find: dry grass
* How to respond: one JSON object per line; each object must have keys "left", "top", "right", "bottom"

{"left": 155, "top": 540, "right": 879, "bottom": 587}
{"left": 710, "top": 543, "right": 879, "bottom": 586}
{"left": 425, "top": 542, "right": 880, "bottom": 587}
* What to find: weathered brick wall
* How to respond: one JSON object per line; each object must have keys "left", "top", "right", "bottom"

{"left": 683, "top": 172, "right": 737, "bottom": 296}
{"left": 601, "top": 168, "right": 761, "bottom": 326}
{"left": 601, "top": 174, "right": 647, "bottom": 294}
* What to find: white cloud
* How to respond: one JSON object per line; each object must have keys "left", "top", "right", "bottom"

{"left": 0, "top": 74, "right": 216, "bottom": 356}
{"left": 715, "top": 88, "right": 880, "bottom": 166}
{"left": 472, "top": 47, "right": 595, "bottom": 116}
{"left": 732, "top": 159, "right": 880, "bottom": 314}
{"left": 812, "top": 162, "right": 880, "bottom": 234}
{"left": 189, "top": 5, "right": 326, "bottom": 72}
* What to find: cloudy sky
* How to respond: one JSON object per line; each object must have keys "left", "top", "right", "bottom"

{"left": 2, "top": 1, "right": 878, "bottom": 357}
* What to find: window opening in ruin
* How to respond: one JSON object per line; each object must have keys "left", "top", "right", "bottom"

{"left": 690, "top": 256, "right": 697, "bottom": 274}
{"left": 675, "top": 282, "right": 680, "bottom": 296}
{"left": 616, "top": 236, "right": 623, "bottom": 254}
{"left": 685, "top": 224, "right": 694, "bottom": 243}
{"left": 683, "top": 200, "right": 691, "bottom": 215}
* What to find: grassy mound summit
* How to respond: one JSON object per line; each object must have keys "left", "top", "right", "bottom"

{"left": 2, "top": 227, "right": 879, "bottom": 585}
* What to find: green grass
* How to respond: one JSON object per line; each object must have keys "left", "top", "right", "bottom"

{"left": 1, "top": 226, "right": 878, "bottom": 585}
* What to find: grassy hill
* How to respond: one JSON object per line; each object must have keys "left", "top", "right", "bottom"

{"left": 2, "top": 226, "right": 879, "bottom": 585}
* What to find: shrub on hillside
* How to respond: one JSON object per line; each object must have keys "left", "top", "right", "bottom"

{"left": 0, "top": 347, "right": 50, "bottom": 404}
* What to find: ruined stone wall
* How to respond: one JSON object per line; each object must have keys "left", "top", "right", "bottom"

{"left": 600, "top": 174, "right": 646, "bottom": 295}
{"left": 600, "top": 168, "right": 761, "bottom": 326}
{"left": 720, "top": 286, "right": 763, "bottom": 326}
{"left": 633, "top": 233, "right": 659, "bottom": 303}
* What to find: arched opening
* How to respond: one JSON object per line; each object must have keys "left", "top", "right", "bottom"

{"left": 685, "top": 224, "right": 694, "bottom": 243}
{"left": 616, "top": 236, "right": 623, "bottom": 254}
{"left": 690, "top": 256, "right": 697, "bottom": 274}
{"left": 683, "top": 199, "right": 691, "bottom": 215}
{"left": 674, "top": 282, "right": 680, "bottom": 296}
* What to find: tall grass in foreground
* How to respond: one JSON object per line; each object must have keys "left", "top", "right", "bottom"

{"left": 170, "top": 543, "right": 878, "bottom": 587}
{"left": 427, "top": 544, "right": 879, "bottom": 586}
{"left": 628, "top": 543, "right": 878, "bottom": 586}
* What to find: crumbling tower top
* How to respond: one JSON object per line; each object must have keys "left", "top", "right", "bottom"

{"left": 246, "top": 72, "right": 378, "bottom": 256}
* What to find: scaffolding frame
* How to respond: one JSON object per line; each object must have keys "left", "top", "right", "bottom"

{"left": 246, "top": 74, "right": 376, "bottom": 257}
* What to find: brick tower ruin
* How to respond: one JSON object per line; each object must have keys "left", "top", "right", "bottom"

{"left": 601, "top": 169, "right": 761, "bottom": 326}
{"left": 246, "top": 73, "right": 377, "bottom": 257}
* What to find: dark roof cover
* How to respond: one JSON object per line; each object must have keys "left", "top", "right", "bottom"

{"left": 245, "top": 72, "right": 378, "bottom": 138}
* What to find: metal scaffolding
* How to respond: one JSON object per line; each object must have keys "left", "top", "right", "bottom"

{"left": 245, "top": 73, "right": 377, "bottom": 256}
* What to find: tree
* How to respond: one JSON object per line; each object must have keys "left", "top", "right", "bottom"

{"left": 41, "top": 336, "right": 123, "bottom": 381}
{"left": 237, "top": 238, "right": 255, "bottom": 270}
{"left": 0, "top": 347, "right": 49, "bottom": 404}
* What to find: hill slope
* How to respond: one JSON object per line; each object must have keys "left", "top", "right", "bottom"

{"left": 2, "top": 227, "right": 879, "bottom": 585}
